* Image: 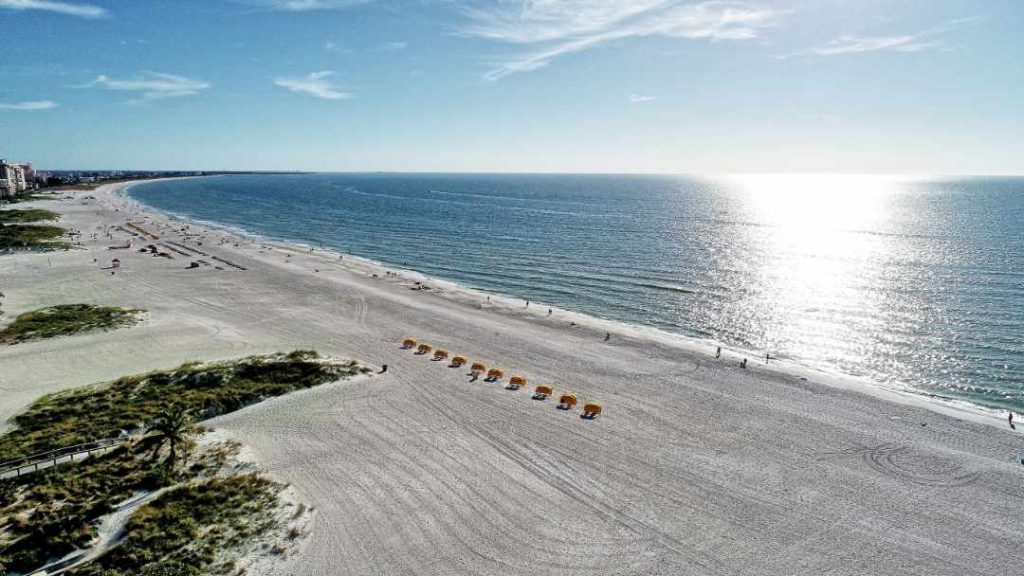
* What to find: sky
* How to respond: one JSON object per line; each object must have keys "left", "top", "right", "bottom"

{"left": 1, "top": 0, "right": 1022, "bottom": 174}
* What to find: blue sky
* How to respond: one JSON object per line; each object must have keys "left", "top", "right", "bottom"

{"left": 1, "top": 0, "right": 1022, "bottom": 174}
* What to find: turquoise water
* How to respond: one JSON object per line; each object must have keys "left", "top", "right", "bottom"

{"left": 130, "top": 173, "right": 1024, "bottom": 412}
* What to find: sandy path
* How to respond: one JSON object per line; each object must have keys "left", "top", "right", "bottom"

{"left": 1, "top": 183, "right": 1022, "bottom": 575}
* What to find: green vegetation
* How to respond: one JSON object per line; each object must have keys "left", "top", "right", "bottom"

{"left": 75, "top": 474, "right": 281, "bottom": 576}
{"left": 0, "top": 208, "right": 61, "bottom": 223}
{"left": 0, "top": 222, "right": 69, "bottom": 250}
{"left": 0, "top": 352, "right": 367, "bottom": 575}
{"left": 0, "top": 304, "right": 144, "bottom": 345}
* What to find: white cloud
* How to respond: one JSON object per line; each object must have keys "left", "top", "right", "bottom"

{"left": 83, "top": 73, "right": 210, "bottom": 102}
{"left": 460, "top": 1, "right": 785, "bottom": 80}
{"left": 785, "top": 17, "right": 981, "bottom": 58}
{"left": 0, "top": 100, "right": 59, "bottom": 111}
{"left": 630, "top": 94, "right": 656, "bottom": 103}
{"left": 246, "top": 0, "right": 371, "bottom": 11}
{"left": 0, "top": 0, "right": 106, "bottom": 17}
{"left": 274, "top": 71, "right": 352, "bottom": 100}
{"left": 383, "top": 41, "right": 408, "bottom": 51}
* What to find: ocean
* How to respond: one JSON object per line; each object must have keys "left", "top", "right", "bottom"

{"left": 128, "top": 173, "right": 1024, "bottom": 413}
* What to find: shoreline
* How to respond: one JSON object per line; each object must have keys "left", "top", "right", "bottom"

{"left": 3, "top": 180, "right": 1022, "bottom": 575}
{"left": 119, "top": 177, "right": 1013, "bottom": 431}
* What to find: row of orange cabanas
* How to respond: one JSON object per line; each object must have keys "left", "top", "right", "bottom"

{"left": 401, "top": 338, "right": 602, "bottom": 418}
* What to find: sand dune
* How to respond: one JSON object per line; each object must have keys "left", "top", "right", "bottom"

{"left": 1, "top": 183, "right": 1022, "bottom": 574}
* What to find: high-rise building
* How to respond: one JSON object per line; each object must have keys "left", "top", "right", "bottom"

{"left": 0, "top": 160, "right": 27, "bottom": 198}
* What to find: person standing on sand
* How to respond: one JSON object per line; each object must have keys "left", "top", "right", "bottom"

{"left": 526, "top": 300, "right": 530, "bottom": 308}
{"left": 1011, "top": 412, "right": 1016, "bottom": 430}
{"left": 548, "top": 308, "right": 552, "bottom": 316}
{"left": 604, "top": 332, "right": 610, "bottom": 342}
{"left": 715, "top": 347, "right": 721, "bottom": 359}
{"left": 741, "top": 358, "right": 747, "bottom": 369}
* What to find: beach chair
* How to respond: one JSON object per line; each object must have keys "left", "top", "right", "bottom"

{"left": 470, "top": 362, "right": 486, "bottom": 374}
{"left": 417, "top": 343, "right": 432, "bottom": 355}
{"left": 402, "top": 338, "right": 417, "bottom": 349}
{"left": 508, "top": 375, "right": 527, "bottom": 389}
{"left": 433, "top": 350, "right": 449, "bottom": 361}
{"left": 558, "top": 393, "right": 577, "bottom": 410}
{"left": 486, "top": 368, "right": 504, "bottom": 381}
{"left": 582, "top": 402, "right": 602, "bottom": 419}
{"left": 451, "top": 356, "right": 467, "bottom": 368}
{"left": 534, "top": 385, "right": 554, "bottom": 400}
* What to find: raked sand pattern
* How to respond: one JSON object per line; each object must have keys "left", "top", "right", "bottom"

{"left": 1, "top": 183, "right": 1022, "bottom": 575}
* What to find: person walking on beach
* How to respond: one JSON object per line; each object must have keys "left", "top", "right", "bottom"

{"left": 525, "top": 300, "right": 530, "bottom": 308}
{"left": 766, "top": 353, "right": 771, "bottom": 364}
{"left": 740, "top": 358, "right": 747, "bottom": 369}
{"left": 1011, "top": 412, "right": 1016, "bottom": 430}
{"left": 548, "top": 308, "right": 552, "bottom": 316}
{"left": 715, "top": 346, "right": 721, "bottom": 359}
{"left": 604, "top": 332, "right": 610, "bottom": 342}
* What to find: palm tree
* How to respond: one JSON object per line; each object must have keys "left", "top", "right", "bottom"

{"left": 139, "top": 405, "right": 194, "bottom": 466}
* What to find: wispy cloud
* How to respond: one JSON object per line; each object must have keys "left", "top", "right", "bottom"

{"left": 0, "top": 100, "right": 59, "bottom": 111}
{"left": 274, "top": 71, "right": 351, "bottom": 100}
{"left": 630, "top": 93, "right": 657, "bottom": 103}
{"left": 382, "top": 41, "right": 408, "bottom": 51}
{"left": 459, "top": 1, "right": 785, "bottom": 81}
{"left": 0, "top": 0, "right": 106, "bottom": 17}
{"left": 783, "top": 17, "right": 981, "bottom": 58}
{"left": 245, "top": 0, "right": 371, "bottom": 11}
{"left": 82, "top": 73, "right": 210, "bottom": 102}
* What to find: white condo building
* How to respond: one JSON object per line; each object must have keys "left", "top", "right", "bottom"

{"left": 0, "top": 159, "right": 27, "bottom": 198}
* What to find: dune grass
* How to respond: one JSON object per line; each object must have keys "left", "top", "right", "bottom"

{"left": 0, "top": 351, "right": 367, "bottom": 575}
{"left": 0, "top": 208, "right": 61, "bottom": 223}
{"left": 0, "top": 304, "right": 144, "bottom": 345}
{"left": 0, "top": 222, "right": 69, "bottom": 250}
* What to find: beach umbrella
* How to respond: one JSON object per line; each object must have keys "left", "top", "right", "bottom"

{"left": 558, "top": 393, "right": 577, "bottom": 409}
{"left": 452, "top": 356, "right": 467, "bottom": 366}
{"left": 534, "top": 384, "right": 554, "bottom": 399}
{"left": 402, "top": 338, "right": 417, "bottom": 349}
{"left": 470, "top": 363, "right": 486, "bottom": 373}
{"left": 487, "top": 368, "right": 504, "bottom": 380}
{"left": 417, "top": 343, "right": 432, "bottom": 354}
{"left": 434, "top": 350, "right": 449, "bottom": 360}
{"left": 582, "top": 402, "right": 602, "bottom": 419}
{"left": 509, "top": 375, "right": 527, "bottom": 387}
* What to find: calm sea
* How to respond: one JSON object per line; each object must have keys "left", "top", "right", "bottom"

{"left": 129, "top": 173, "right": 1024, "bottom": 413}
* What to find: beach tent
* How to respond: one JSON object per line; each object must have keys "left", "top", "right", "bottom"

{"left": 487, "top": 368, "right": 505, "bottom": 380}
{"left": 417, "top": 343, "right": 432, "bottom": 354}
{"left": 582, "top": 402, "right": 602, "bottom": 418}
{"left": 451, "top": 356, "right": 467, "bottom": 367}
{"left": 434, "top": 350, "right": 449, "bottom": 361}
{"left": 509, "top": 375, "right": 527, "bottom": 387}
{"left": 558, "top": 393, "right": 577, "bottom": 409}
{"left": 402, "top": 338, "right": 417, "bottom": 349}
{"left": 534, "top": 384, "right": 554, "bottom": 399}
{"left": 470, "top": 363, "right": 486, "bottom": 374}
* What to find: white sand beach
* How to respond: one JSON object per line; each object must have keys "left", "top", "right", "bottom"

{"left": 1, "top": 182, "right": 1022, "bottom": 575}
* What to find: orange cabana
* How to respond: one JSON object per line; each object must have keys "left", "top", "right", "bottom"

{"left": 582, "top": 402, "right": 602, "bottom": 418}
{"left": 451, "top": 356, "right": 467, "bottom": 367}
{"left": 486, "top": 368, "right": 505, "bottom": 380}
{"left": 470, "top": 362, "right": 486, "bottom": 374}
{"left": 558, "top": 393, "right": 577, "bottom": 409}
{"left": 508, "top": 375, "right": 527, "bottom": 388}
{"left": 417, "top": 343, "right": 432, "bottom": 354}
{"left": 402, "top": 338, "right": 417, "bottom": 349}
{"left": 434, "top": 350, "right": 449, "bottom": 361}
{"left": 534, "top": 385, "right": 554, "bottom": 399}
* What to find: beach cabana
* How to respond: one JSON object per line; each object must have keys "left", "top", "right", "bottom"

{"left": 417, "top": 343, "right": 432, "bottom": 355}
{"left": 470, "top": 363, "right": 486, "bottom": 374}
{"left": 508, "top": 375, "right": 527, "bottom": 388}
{"left": 558, "top": 393, "right": 577, "bottom": 409}
{"left": 433, "top": 350, "right": 449, "bottom": 361}
{"left": 582, "top": 402, "right": 602, "bottom": 419}
{"left": 534, "top": 384, "right": 554, "bottom": 399}
{"left": 486, "top": 368, "right": 504, "bottom": 381}
{"left": 451, "top": 356, "right": 467, "bottom": 367}
{"left": 402, "top": 338, "right": 417, "bottom": 349}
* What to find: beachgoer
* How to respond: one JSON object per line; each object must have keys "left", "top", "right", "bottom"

{"left": 470, "top": 373, "right": 479, "bottom": 382}
{"left": 379, "top": 364, "right": 388, "bottom": 374}
{"left": 526, "top": 301, "right": 530, "bottom": 308}
{"left": 548, "top": 308, "right": 552, "bottom": 316}
{"left": 1011, "top": 412, "right": 1016, "bottom": 430}
{"left": 741, "top": 358, "right": 747, "bottom": 369}
{"left": 766, "top": 353, "right": 770, "bottom": 364}
{"left": 715, "top": 346, "right": 721, "bottom": 359}
{"left": 604, "top": 332, "right": 610, "bottom": 342}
